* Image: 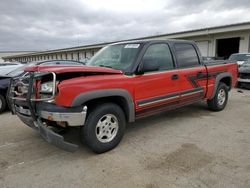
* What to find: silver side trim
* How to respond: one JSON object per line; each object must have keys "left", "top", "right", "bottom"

{"left": 138, "top": 95, "right": 179, "bottom": 107}
{"left": 181, "top": 90, "right": 204, "bottom": 97}
{"left": 138, "top": 89, "right": 204, "bottom": 107}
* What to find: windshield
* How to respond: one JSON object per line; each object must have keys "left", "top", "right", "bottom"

{"left": 87, "top": 43, "right": 141, "bottom": 71}
{"left": 229, "top": 54, "right": 250, "bottom": 61}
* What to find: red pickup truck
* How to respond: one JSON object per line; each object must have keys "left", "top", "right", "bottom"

{"left": 8, "top": 40, "right": 238, "bottom": 153}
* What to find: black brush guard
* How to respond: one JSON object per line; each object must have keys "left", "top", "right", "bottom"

{"left": 7, "top": 72, "right": 78, "bottom": 152}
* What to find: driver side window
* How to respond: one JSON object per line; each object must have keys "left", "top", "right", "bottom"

{"left": 142, "top": 44, "right": 174, "bottom": 71}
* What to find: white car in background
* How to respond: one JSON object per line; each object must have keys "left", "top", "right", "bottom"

{"left": 0, "top": 62, "right": 23, "bottom": 75}
{"left": 229, "top": 53, "right": 250, "bottom": 67}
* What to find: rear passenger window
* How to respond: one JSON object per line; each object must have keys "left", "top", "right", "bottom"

{"left": 142, "top": 44, "right": 174, "bottom": 70}
{"left": 174, "top": 44, "right": 200, "bottom": 68}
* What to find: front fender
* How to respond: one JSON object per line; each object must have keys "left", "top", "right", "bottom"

{"left": 71, "top": 89, "right": 135, "bottom": 122}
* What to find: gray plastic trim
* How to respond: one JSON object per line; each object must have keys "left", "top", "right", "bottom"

{"left": 210, "top": 72, "right": 232, "bottom": 99}
{"left": 71, "top": 89, "right": 135, "bottom": 122}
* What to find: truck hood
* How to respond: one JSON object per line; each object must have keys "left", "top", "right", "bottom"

{"left": 24, "top": 65, "right": 122, "bottom": 74}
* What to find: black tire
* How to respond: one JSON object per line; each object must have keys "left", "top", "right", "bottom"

{"left": 81, "top": 103, "right": 126, "bottom": 154}
{"left": 0, "top": 94, "right": 7, "bottom": 113}
{"left": 207, "top": 83, "right": 228, "bottom": 111}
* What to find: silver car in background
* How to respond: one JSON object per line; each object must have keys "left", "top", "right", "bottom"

{"left": 0, "top": 62, "right": 23, "bottom": 76}
{"left": 229, "top": 53, "right": 250, "bottom": 67}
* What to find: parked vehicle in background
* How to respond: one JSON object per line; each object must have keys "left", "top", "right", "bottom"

{"left": 8, "top": 40, "right": 238, "bottom": 153}
{"left": 0, "top": 60, "right": 84, "bottom": 113}
{"left": 0, "top": 62, "right": 23, "bottom": 76}
{"left": 0, "top": 62, "right": 20, "bottom": 66}
{"left": 202, "top": 56, "right": 228, "bottom": 65}
{"left": 229, "top": 53, "right": 250, "bottom": 67}
{"left": 238, "top": 60, "right": 250, "bottom": 89}
{"left": 202, "top": 56, "right": 217, "bottom": 61}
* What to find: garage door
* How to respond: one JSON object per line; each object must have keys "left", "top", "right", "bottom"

{"left": 196, "top": 41, "right": 209, "bottom": 57}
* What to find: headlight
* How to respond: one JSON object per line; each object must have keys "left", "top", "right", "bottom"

{"left": 40, "top": 82, "right": 54, "bottom": 93}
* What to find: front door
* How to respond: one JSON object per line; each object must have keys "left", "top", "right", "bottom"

{"left": 132, "top": 43, "right": 180, "bottom": 118}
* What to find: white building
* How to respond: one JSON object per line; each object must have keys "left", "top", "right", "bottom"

{"left": 0, "top": 51, "right": 35, "bottom": 63}
{"left": 3, "top": 22, "right": 250, "bottom": 62}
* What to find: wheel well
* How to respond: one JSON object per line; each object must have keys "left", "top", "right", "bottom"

{"left": 220, "top": 77, "right": 232, "bottom": 90}
{"left": 84, "top": 96, "right": 130, "bottom": 122}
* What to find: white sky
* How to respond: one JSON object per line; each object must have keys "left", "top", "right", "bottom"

{"left": 0, "top": 0, "right": 249, "bottom": 51}
{"left": 83, "top": 0, "right": 167, "bottom": 11}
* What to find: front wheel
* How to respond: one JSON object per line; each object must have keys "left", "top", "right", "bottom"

{"left": 0, "top": 94, "right": 7, "bottom": 113}
{"left": 81, "top": 103, "right": 126, "bottom": 153}
{"left": 207, "top": 83, "right": 228, "bottom": 111}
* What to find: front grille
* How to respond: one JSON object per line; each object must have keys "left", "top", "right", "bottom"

{"left": 239, "top": 73, "right": 250, "bottom": 79}
{"left": 9, "top": 74, "right": 33, "bottom": 101}
{"left": 9, "top": 72, "right": 57, "bottom": 102}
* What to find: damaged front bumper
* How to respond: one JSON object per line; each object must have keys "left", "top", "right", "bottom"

{"left": 8, "top": 72, "right": 86, "bottom": 152}
{"left": 15, "top": 102, "right": 87, "bottom": 127}
{"left": 16, "top": 111, "right": 79, "bottom": 152}
{"left": 14, "top": 103, "right": 87, "bottom": 152}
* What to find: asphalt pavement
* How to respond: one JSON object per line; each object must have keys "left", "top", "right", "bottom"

{"left": 0, "top": 89, "right": 250, "bottom": 188}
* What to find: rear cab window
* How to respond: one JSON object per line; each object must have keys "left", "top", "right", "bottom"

{"left": 174, "top": 43, "right": 200, "bottom": 68}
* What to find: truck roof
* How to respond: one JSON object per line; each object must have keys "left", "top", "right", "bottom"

{"left": 111, "top": 39, "right": 195, "bottom": 46}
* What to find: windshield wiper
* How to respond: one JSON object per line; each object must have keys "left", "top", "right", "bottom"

{"left": 99, "top": 65, "right": 113, "bottom": 69}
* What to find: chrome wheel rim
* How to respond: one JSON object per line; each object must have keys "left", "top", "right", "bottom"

{"left": 218, "top": 89, "right": 226, "bottom": 106}
{"left": 95, "top": 114, "right": 119, "bottom": 143}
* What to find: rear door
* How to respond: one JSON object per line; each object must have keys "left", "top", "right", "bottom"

{"left": 172, "top": 43, "right": 207, "bottom": 104}
{"left": 133, "top": 43, "right": 180, "bottom": 118}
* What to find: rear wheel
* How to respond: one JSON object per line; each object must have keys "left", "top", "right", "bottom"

{"left": 207, "top": 83, "right": 228, "bottom": 111}
{"left": 0, "top": 94, "right": 6, "bottom": 113}
{"left": 81, "top": 103, "right": 126, "bottom": 153}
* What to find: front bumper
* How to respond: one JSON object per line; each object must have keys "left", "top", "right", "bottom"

{"left": 13, "top": 102, "right": 87, "bottom": 152}
{"left": 16, "top": 111, "right": 79, "bottom": 152}
{"left": 15, "top": 102, "right": 87, "bottom": 126}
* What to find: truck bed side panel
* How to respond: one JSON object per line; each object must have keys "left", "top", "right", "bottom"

{"left": 205, "top": 63, "right": 238, "bottom": 99}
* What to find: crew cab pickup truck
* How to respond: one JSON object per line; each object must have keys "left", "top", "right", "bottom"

{"left": 8, "top": 40, "right": 238, "bottom": 153}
